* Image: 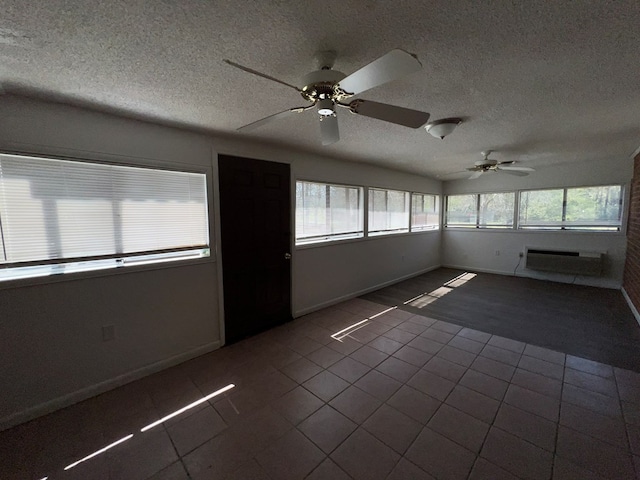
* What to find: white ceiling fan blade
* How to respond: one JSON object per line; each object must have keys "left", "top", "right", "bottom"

{"left": 338, "top": 49, "right": 422, "bottom": 96}
{"left": 350, "top": 100, "right": 430, "bottom": 128}
{"left": 238, "top": 106, "right": 309, "bottom": 132}
{"left": 498, "top": 165, "right": 535, "bottom": 172}
{"left": 499, "top": 169, "right": 529, "bottom": 176}
{"left": 320, "top": 115, "right": 339, "bottom": 145}
{"left": 224, "top": 59, "right": 302, "bottom": 92}
{"left": 469, "top": 171, "right": 484, "bottom": 180}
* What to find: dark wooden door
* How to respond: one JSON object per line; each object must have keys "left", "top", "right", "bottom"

{"left": 218, "top": 155, "right": 292, "bottom": 343}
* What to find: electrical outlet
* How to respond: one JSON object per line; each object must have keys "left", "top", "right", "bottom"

{"left": 102, "top": 325, "right": 115, "bottom": 342}
{"left": 495, "top": 250, "right": 500, "bottom": 256}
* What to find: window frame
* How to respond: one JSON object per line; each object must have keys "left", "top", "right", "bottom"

{"left": 445, "top": 192, "right": 516, "bottom": 229}
{"left": 0, "top": 150, "right": 213, "bottom": 285}
{"left": 518, "top": 184, "right": 624, "bottom": 232}
{"left": 410, "top": 192, "right": 440, "bottom": 232}
{"left": 367, "top": 187, "right": 411, "bottom": 237}
{"left": 295, "top": 179, "right": 365, "bottom": 245}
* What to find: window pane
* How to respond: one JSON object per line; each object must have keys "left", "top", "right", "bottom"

{"left": 519, "top": 189, "right": 564, "bottom": 228}
{"left": 479, "top": 192, "right": 514, "bottom": 228}
{"left": 411, "top": 193, "right": 439, "bottom": 231}
{"left": 565, "top": 185, "right": 622, "bottom": 230}
{"left": 0, "top": 153, "right": 210, "bottom": 279}
{"left": 446, "top": 195, "right": 477, "bottom": 226}
{"left": 295, "top": 181, "right": 363, "bottom": 244}
{"left": 368, "top": 188, "right": 410, "bottom": 235}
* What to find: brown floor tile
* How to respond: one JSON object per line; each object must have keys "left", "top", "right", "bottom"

{"left": 481, "top": 426, "right": 553, "bottom": 480}
{"left": 255, "top": 428, "right": 325, "bottom": 480}
{"left": 387, "top": 458, "right": 436, "bottom": 480}
{"left": 354, "top": 370, "right": 402, "bottom": 401}
{"left": 386, "top": 385, "right": 441, "bottom": 424}
{"left": 396, "top": 321, "right": 429, "bottom": 335}
{"left": 306, "top": 346, "right": 345, "bottom": 369}
{"left": 147, "top": 461, "right": 191, "bottom": 480}
{"left": 330, "top": 428, "right": 400, "bottom": 480}
{"left": 407, "top": 369, "right": 456, "bottom": 401}
{"left": 303, "top": 371, "right": 350, "bottom": 402}
{"left": 362, "top": 404, "right": 421, "bottom": 454}
{"left": 623, "top": 401, "right": 640, "bottom": 426}
{"left": 436, "top": 345, "right": 477, "bottom": 367}
{"left": 556, "top": 425, "right": 636, "bottom": 479}
{"left": 427, "top": 403, "right": 489, "bottom": 453}
{"left": 511, "top": 368, "right": 562, "bottom": 398}
{"left": 280, "top": 357, "right": 323, "bottom": 384}
{"left": 382, "top": 327, "right": 417, "bottom": 344}
{"left": 445, "top": 385, "right": 500, "bottom": 423}
{"left": 459, "top": 369, "right": 508, "bottom": 401}
{"left": 420, "top": 328, "right": 455, "bottom": 344}
{"left": 273, "top": 386, "right": 324, "bottom": 425}
{"left": 494, "top": 403, "right": 557, "bottom": 451}
{"left": 552, "top": 456, "right": 610, "bottom": 480}
{"left": 457, "top": 327, "right": 492, "bottom": 344}
{"left": 298, "top": 405, "right": 357, "bottom": 454}
{"left": 166, "top": 405, "right": 227, "bottom": 456}
{"left": 523, "top": 344, "right": 566, "bottom": 366}
{"left": 375, "top": 356, "right": 419, "bottom": 383}
{"left": 306, "top": 458, "right": 352, "bottom": 480}
{"left": 392, "top": 345, "right": 433, "bottom": 367}
{"left": 423, "top": 356, "right": 467, "bottom": 382}
{"left": 350, "top": 345, "right": 389, "bottom": 368}
{"left": 487, "top": 335, "right": 526, "bottom": 354}
{"left": 468, "top": 458, "right": 520, "bottom": 480}
{"left": 431, "top": 320, "right": 463, "bottom": 334}
{"left": 368, "top": 335, "right": 403, "bottom": 355}
{"left": 329, "top": 385, "right": 382, "bottom": 424}
{"left": 504, "top": 384, "right": 560, "bottom": 422}
{"left": 470, "top": 355, "right": 515, "bottom": 381}
{"left": 562, "top": 383, "right": 622, "bottom": 418}
{"left": 406, "top": 427, "right": 476, "bottom": 480}
{"left": 479, "top": 344, "right": 521, "bottom": 366}
{"left": 447, "top": 335, "right": 485, "bottom": 354}
{"left": 328, "top": 356, "right": 371, "bottom": 383}
{"left": 518, "top": 354, "right": 564, "bottom": 380}
{"left": 560, "top": 402, "right": 628, "bottom": 449}
{"left": 565, "top": 355, "right": 614, "bottom": 378}
{"left": 408, "top": 335, "right": 445, "bottom": 354}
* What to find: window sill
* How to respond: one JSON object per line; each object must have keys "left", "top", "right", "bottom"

{"left": 295, "top": 228, "right": 440, "bottom": 250}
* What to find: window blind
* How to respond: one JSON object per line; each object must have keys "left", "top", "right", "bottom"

{"left": 0, "top": 153, "right": 209, "bottom": 272}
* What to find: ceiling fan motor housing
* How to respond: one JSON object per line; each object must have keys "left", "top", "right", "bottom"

{"left": 301, "top": 69, "right": 347, "bottom": 103}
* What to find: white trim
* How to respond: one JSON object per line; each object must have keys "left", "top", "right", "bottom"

{"left": 631, "top": 144, "right": 640, "bottom": 159}
{"left": 0, "top": 340, "right": 221, "bottom": 432}
{"left": 293, "top": 264, "right": 441, "bottom": 317}
{"left": 621, "top": 287, "right": 640, "bottom": 328}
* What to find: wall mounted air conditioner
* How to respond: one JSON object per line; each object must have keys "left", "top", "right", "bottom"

{"left": 525, "top": 248, "right": 604, "bottom": 276}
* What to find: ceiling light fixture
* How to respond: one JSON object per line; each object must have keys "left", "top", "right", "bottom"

{"left": 425, "top": 117, "right": 462, "bottom": 139}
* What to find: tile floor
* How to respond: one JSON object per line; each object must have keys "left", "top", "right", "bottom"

{"left": 2, "top": 298, "right": 640, "bottom": 479}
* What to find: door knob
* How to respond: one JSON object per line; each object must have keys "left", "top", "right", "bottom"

{"left": 284, "top": 253, "right": 292, "bottom": 260}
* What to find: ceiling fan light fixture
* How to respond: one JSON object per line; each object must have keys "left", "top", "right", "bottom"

{"left": 317, "top": 98, "right": 335, "bottom": 116}
{"left": 425, "top": 117, "right": 462, "bottom": 139}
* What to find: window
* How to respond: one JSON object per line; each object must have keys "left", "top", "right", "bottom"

{"left": 368, "top": 188, "right": 410, "bottom": 236}
{"left": 295, "top": 181, "right": 363, "bottom": 244}
{"left": 0, "top": 153, "right": 210, "bottom": 281}
{"left": 519, "top": 185, "right": 622, "bottom": 231}
{"left": 411, "top": 193, "right": 439, "bottom": 231}
{"left": 446, "top": 192, "right": 515, "bottom": 228}
{"left": 479, "top": 193, "right": 515, "bottom": 228}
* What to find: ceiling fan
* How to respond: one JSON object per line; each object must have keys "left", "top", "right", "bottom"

{"left": 224, "top": 49, "right": 431, "bottom": 145}
{"left": 438, "top": 151, "right": 535, "bottom": 180}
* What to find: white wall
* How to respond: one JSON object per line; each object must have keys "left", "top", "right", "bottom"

{"left": 0, "top": 96, "right": 221, "bottom": 429}
{"left": 211, "top": 138, "right": 443, "bottom": 315}
{"left": 442, "top": 157, "right": 632, "bottom": 288}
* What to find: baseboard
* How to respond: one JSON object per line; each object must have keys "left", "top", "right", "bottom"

{"left": 622, "top": 287, "right": 640, "bottom": 328}
{"left": 0, "top": 340, "right": 221, "bottom": 432}
{"left": 442, "top": 264, "right": 621, "bottom": 290}
{"left": 293, "top": 265, "right": 441, "bottom": 317}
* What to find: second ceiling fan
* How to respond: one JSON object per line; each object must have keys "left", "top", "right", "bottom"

{"left": 465, "top": 151, "right": 535, "bottom": 179}
{"left": 224, "top": 49, "right": 431, "bottom": 145}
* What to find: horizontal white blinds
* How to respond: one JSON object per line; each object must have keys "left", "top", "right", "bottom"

{"left": 0, "top": 153, "right": 209, "bottom": 265}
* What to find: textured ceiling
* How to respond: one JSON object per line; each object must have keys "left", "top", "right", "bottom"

{"left": 1, "top": 0, "right": 639, "bottom": 178}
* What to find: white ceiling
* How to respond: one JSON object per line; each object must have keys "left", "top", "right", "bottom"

{"left": 1, "top": 1, "right": 639, "bottom": 178}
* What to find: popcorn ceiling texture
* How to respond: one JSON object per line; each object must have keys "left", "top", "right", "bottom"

{"left": 0, "top": 0, "right": 639, "bottom": 176}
